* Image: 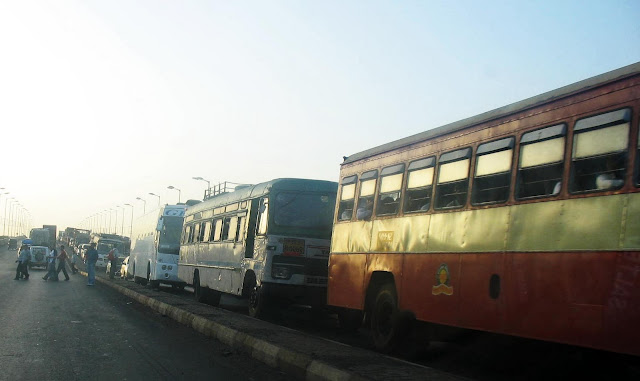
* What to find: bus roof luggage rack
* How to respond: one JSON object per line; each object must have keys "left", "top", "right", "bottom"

{"left": 204, "top": 182, "right": 254, "bottom": 200}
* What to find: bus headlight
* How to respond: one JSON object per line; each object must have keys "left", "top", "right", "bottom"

{"left": 162, "top": 265, "right": 167, "bottom": 270}
{"left": 272, "top": 265, "right": 291, "bottom": 279}
{"left": 168, "top": 265, "right": 173, "bottom": 270}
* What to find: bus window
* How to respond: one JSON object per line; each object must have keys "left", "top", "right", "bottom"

{"left": 435, "top": 148, "right": 471, "bottom": 209}
{"left": 337, "top": 175, "right": 357, "bottom": 221}
{"left": 198, "top": 222, "right": 207, "bottom": 242}
{"left": 404, "top": 157, "right": 435, "bottom": 213}
{"left": 570, "top": 109, "right": 630, "bottom": 193}
{"left": 189, "top": 224, "right": 197, "bottom": 243}
{"left": 203, "top": 221, "right": 212, "bottom": 242}
{"left": 223, "top": 217, "right": 238, "bottom": 241}
{"left": 194, "top": 223, "right": 202, "bottom": 242}
{"left": 256, "top": 198, "right": 269, "bottom": 235}
{"left": 377, "top": 164, "right": 404, "bottom": 216}
{"left": 183, "top": 225, "right": 191, "bottom": 244}
{"left": 213, "top": 219, "right": 222, "bottom": 241}
{"left": 472, "top": 137, "right": 514, "bottom": 205}
{"left": 517, "top": 124, "right": 566, "bottom": 199}
{"left": 236, "top": 216, "right": 246, "bottom": 242}
{"left": 356, "top": 170, "right": 377, "bottom": 220}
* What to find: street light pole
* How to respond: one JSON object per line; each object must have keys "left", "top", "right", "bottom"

{"left": 0, "top": 191, "right": 9, "bottom": 235}
{"left": 192, "top": 176, "right": 210, "bottom": 199}
{"left": 116, "top": 205, "right": 124, "bottom": 236}
{"left": 136, "top": 197, "right": 146, "bottom": 214}
{"left": 4, "top": 197, "right": 14, "bottom": 236}
{"left": 124, "top": 203, "right": 134, "bottom": 239}
{"left": 149, "top": 193, "right": 161, "bottom": 208}
{"left": 167, "top": 186, "right": 181, "bottom": 203}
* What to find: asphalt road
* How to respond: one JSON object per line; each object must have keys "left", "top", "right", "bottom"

{"left": 0, "top": 248, "right": 289, "bottom": 381}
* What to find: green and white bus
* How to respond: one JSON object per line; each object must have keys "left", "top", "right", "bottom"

{"left": 178, "top": 178, "right": 337, "bottom": 318}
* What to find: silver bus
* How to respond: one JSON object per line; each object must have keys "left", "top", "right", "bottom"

{"left": 178, "top": 178, "right": 337, "bottom": 318}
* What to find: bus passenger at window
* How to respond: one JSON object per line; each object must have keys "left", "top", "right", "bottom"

{"left": 596, "top": 157, "right": 624, "bottom": 190}
{"left": 340, "top": 209, "right": 352, "bottom": 220}
{"left": 356, "top": 198, "right": 373, "bottom": 220}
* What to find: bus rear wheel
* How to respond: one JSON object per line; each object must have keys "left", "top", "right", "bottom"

{"left": 248, "top": 285, "right": 270, "bottom": 319}
{"left": 371, "top": 283, "right": 405, "bottom": 353}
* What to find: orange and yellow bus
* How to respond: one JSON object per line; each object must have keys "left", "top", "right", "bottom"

{"left": 328, "top": 62, "right": 640, "bottom": 356}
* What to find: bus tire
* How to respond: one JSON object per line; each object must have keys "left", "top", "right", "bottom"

{"left": 371, "top": 283, "right": 404, "bottom": 353}
{"left": 248, "top": 285, "right": 270, "bottom": 319}
{"left": 194, "top": 272, "right": 205, "bottom": 302}
{"left": 338, "top": 308, "right": 364, "bottom": 332}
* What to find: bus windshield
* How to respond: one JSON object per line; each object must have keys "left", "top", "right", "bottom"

{"left": 272, "top": 192, "right": 336, "bottom": 231}
{"left": 158, "top": 216, "right": 183, "bottom": 254}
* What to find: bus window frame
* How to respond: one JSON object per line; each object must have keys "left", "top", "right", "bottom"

{"left": 337, "top": 175, "right": 358, "bottom": 222}
{"left": 516, "top": 123, "right": 567, "bottom": 200}
{"left": 356, "top": 170, "right": 378, "bottom": 220}
{"left": 472, "top": 137, "right": 515, "bottom": 206}
{"left": 376, "top": 164, "right": 405, "bottom": 217}
{"left": 404, "top": 156, "right": 435, "bottom": 213}
{"left": 569, "top": 108, "right": 631, "bottom": 194}
{"left": 434, "top": 148, "right": 471, "bottom": 210}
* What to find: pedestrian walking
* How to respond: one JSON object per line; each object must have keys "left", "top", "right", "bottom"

{"left": 86, "top": 242, "right": 99, "bottom": 286}
{"left": 14, "top": 245, "right": 30, "bottom": 280}
{"left": 42, "top": 246, "right": 58, "bottom": 281}
{"left": 56, "top": 245, "right": 70, "bottom": 281}
{"left": 107, "top": 247, "right": 119, "bottom": 279}
{"left": 70, "top": 251, "right": 78, "bottom": 274}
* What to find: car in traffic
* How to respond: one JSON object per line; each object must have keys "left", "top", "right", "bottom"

{"left": 26, "top": 246, "right": 49, "bottom": 269}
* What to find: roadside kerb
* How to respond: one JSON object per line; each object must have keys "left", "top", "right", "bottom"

{"left": 79, "top": 270, "right": 364, "bottom": 381}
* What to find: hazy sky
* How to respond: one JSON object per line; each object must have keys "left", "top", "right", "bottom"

{"left": 1, "top": 0, "right": 639, "bottom": 233}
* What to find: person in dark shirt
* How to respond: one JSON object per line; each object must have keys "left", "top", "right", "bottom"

{"left": 86, "top": 243, "right": 99, "bottom": 286}
{"left": 56, "top": 245, "right": 70, "bottom": 281}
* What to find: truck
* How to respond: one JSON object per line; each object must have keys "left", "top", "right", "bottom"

{"left": 29, "top": 228, "right": 50, "bottom": 247}
{"left": 42, "top": 225, "right": 57, "bottom": 249}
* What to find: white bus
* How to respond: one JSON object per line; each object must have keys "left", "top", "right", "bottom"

{"left": 178, "top": 179, "right": 337, "bottom": 318}
{"left": 131, "top": 204, "right": 187, "bottom": 289}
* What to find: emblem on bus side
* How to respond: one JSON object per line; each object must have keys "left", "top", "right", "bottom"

{"left": 432, "top": 263, "right": 454, "bottom": 296}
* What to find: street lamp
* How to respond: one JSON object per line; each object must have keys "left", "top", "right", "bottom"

{"left": 136, "top": 197, "right": 146, "bottom": 214}
{"left": 116, "top": 205, "right": 124, "bottom": 236}
{"left": 148, "top": 192, "right": 161, "bottom": 207}
{"left": 0, "top": 191, "right": 9, "bottom": 234}
{"left": 193, "top": 177, "right": 211, "bottom": 199}
{"left": 124, "top": 203, "right": 134, "bottom": 238}
{"left": 167, "top": 186, "right": 181, "bottom": 203}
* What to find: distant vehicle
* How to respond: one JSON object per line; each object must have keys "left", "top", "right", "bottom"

{"left": 8, "top": 238, "right": 18, "bottom": 251}
{"left": 120, "top": 256, "right": 131, "bottom": 280}
{"left": 26, "top": 246, "right": 49, "bottom": 269}
{"left": 179, "top": 179, "right": 337, "bottom": 318}
{"left": 90, "top": 233, "right": 125, "bottom": 268}
{"left": 42, "top": 225, "right": 57, "bottom": 249}
{"left": 29, "top": 228, "right": 50, "bottom": 247}
{"left": 130, "top": 204, "right": 186, "bottom": 289}
{"left": 77, "top": 244, "right": 91, "bottom": 262}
